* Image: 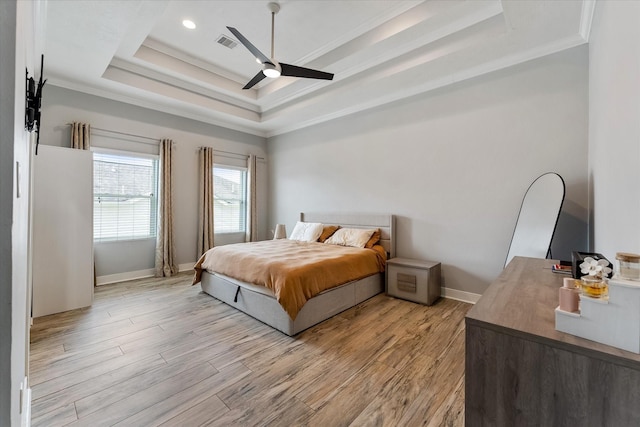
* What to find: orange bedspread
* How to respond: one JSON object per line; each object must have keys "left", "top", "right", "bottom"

{"left": 193, "top": 239, "right": 386, "bottom": 320}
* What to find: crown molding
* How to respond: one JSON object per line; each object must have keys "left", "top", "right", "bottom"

{"left": 141, "top": 37, "right": 249, "bottom": 85}
{"left": 108, "top": 57, "right": 259, "bottom": 113}
{"left": 293, "top": 0, "right": 425, "bottom": 65}
{"left": 46, "top": 78, "right": 268, "bottom": 138}
{"left": 258, "top": 0, "right": 505, "bottom": 114}
{"left": 579, "top": 0, "right": 597, "bottom": 42}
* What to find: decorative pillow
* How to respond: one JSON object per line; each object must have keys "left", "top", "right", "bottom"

{"left": 318, "top": 225, "right": 340, "bottom": 243}
{"left": 364, "top": 229, "right": 381, "bottom": 249}
{"left": 288, "top": 221, "right": 324, "bottom": 242}
{"left": 324, "top": 228, "right": 375, "bottom": 248}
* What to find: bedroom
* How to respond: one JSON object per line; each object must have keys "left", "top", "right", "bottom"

{"left": 1, "top": 0, "right": 639, "bottom": 426}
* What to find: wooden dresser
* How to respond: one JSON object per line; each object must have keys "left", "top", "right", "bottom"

{"left": 465, "top": 257, "right": 640, "bottom": 427}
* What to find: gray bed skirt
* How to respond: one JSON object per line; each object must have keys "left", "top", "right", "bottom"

{"left": 200, "top": 271, "right": 384, "bottom": 336}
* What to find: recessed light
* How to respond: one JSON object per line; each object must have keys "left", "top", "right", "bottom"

{"left": 182, "top": 19, "right": 196, "bottom": 30}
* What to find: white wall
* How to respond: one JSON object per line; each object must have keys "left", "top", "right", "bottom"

{"left": 268, "top": 46, "right": 589, "bottom": 296}
{"left": 40, "top": 86, "right": 268, "bottom": 278}
{"left": 589, "top": 1, "right": 640, "bottom": 260}
{"left": 1, "top": 0, "right": 35, "bottom": 425}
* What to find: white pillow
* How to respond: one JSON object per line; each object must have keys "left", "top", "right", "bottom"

{"left": 288, "top": 221, "right": 324, "bottom": 242}
{"left": 323, "top": 228, "right": 375, "bottom": 248}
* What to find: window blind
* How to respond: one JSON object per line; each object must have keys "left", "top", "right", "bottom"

{"left": 213, "top": 165, "right": 247, "bottom": 233}
{"left": 93, "top": 152, "right": 158, "bottom": 241}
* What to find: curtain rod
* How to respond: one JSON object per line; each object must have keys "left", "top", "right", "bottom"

{"left": 212, "top": 149, "right": 265, "bottom": 161}
{"left": 67, "top": 123, "right": 159, "bottom": 145}
{"left": 67, "top": 123, "right": 265, "bottom": 160}
{"left": 92, "top": 126, "right": 159, "bottom": 144}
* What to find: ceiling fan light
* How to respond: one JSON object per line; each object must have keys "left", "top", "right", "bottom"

{"left": 263, "top": 63, "right": 281, "bottom": 78}
{"left": 263, "top": 68, "right": 280, "bottom": 78}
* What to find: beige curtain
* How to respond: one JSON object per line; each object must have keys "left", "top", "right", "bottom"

{"left": 155, "top": 139, "right": 178, "bottom": 277}
{"left": 197, "top": 147, "right": 215, "bottom": 257}
{"left": 70, "top": 121, "right": 94, "bottom": 284}
{"left": 70, "top": 122, "right": 90, "bottom": 149}
{"left": 245, "top": 154, "right": 257, "bottom": 242}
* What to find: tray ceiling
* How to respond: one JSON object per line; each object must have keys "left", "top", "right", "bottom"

{"left": 43, "top": 0, "right": 594, "bottom": 137}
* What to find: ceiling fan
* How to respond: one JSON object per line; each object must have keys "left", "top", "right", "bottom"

{"left": 227, "top": 2, "right": 334, "bottom": 90}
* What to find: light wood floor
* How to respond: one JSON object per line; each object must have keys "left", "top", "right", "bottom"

{"left": 30, "top": 272, "right": 470, "bottom": 427}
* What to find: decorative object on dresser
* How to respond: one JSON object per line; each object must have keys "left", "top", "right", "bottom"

{"left": 616, "top": 252, "right": 640, "bottom": 281}
{"left": 558, "top": 277, "right": 579, "bottom": 312}
{"left": 556, "top": 276, "right": 640, "bottom": 354}
{"left": 570, "top": 251, "right": 612, "bottom": 279}
{"left": 577, "top": 255, "right": 612, "bottom": 299}
{"left": 386, "top": 258, "right": 441, "bottom": 305}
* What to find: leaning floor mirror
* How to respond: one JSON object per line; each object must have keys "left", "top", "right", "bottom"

{"left": 505, "top": 172, "right": 565, "bottom": 268}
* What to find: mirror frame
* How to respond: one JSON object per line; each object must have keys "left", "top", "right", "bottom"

{"left": 505, "top": 172, "right": 566, "bottom": 267}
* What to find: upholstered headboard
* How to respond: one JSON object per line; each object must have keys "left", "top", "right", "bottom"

{"left": 300, "top": 212, "right": 396, "bottom": 259}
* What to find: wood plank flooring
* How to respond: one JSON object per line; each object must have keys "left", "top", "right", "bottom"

{"left": 30, "top": 272, "right": 470, "bottom": 426}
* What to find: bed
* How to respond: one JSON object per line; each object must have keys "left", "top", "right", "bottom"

{"left": 194, "top": 213, "right": 396, "bottom": 336}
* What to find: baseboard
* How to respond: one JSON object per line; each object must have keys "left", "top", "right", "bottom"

{"left": 96, "top": 263, "right": 480, "bottom": 303}
{"left": 441, "top": 287, "right": 481, "bottom": 304}
{"left": 25, "top": 388, "right": 31, "bottom": 427}
{"left": 96, "top": 268, "right": 155, "bottom": 286}
{"left": 179, "top": 262, "right": 195, "bottom": 272}
{"left": 96, "top": 263, "right": 196, "bottom": 285}
{"left": 21, "top": 383, "right": 31, "bottom": 427}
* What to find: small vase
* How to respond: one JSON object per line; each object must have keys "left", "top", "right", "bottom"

{"left": 559, "top": 280, "right": 580, "bottom": 312}
{"left": 580, "top": 276, "right": 608, "bottom": 299}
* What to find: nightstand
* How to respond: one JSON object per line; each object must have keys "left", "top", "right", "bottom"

{"left": 386, "top": 257, "right": 441, "bottom": 305}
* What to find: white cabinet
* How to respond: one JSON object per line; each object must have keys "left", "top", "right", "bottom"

{"left": 32, "top": 145, "right": 93, "bottom": 317}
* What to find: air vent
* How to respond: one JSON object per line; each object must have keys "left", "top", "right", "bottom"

{"left": 216, "top": 35, "right": 238, "bottom": 49}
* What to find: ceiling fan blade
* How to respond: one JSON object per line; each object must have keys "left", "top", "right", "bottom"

{"left": 243, "top": 71, "right": 267, "bottom": 90}
{"left": 280, "top": 63, "right": 334, "bottom": 81}
{"left": 226, "top": 26, "right": 271, "bottom": 65}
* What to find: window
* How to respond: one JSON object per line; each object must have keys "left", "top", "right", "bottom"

{"left": 214, "top": 165, "right": 247, "bottom": 233}
{"left": 93, "top": 151, "right": 158, "bottom": 241}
